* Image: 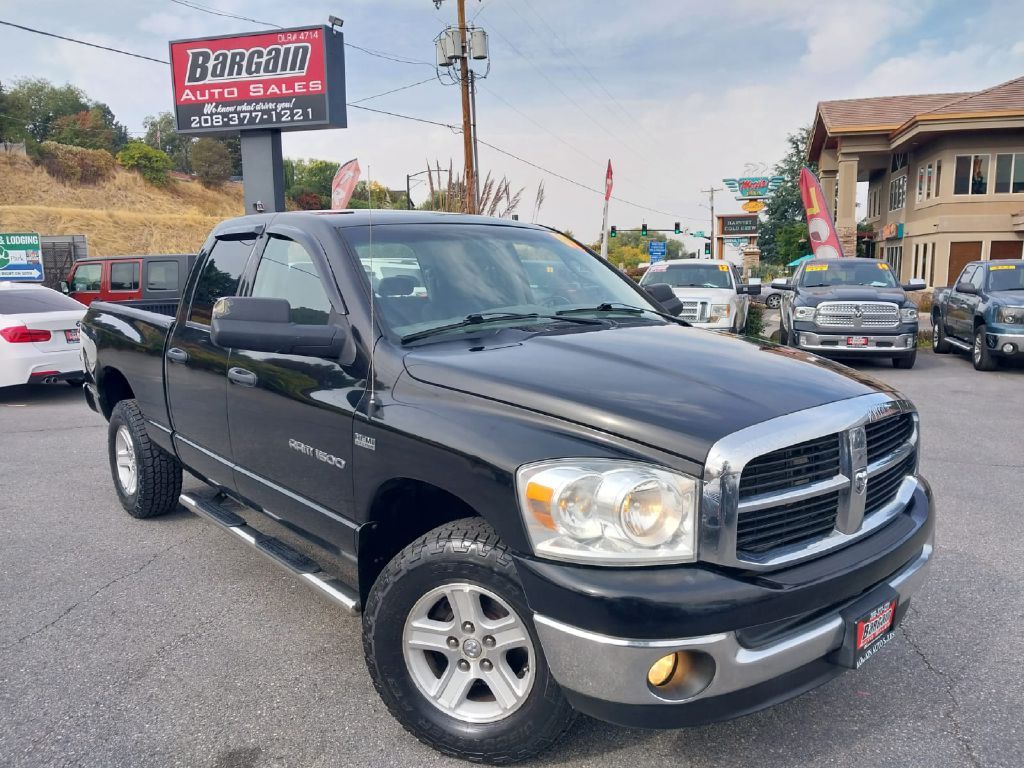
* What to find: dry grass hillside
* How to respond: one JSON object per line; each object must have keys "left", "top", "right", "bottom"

{"left": 0, "top": 154, "right": 244, "bottom": 255}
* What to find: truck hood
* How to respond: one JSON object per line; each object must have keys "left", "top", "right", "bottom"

{"left": 402, "top": 324, "right": 887, "bottom": 463}
{"left": 668, "top": 286, "right": 736, "bottom": 300}
{"left": 988, "top": 290, "right": 1024, "bottom": 305}
{"left": 798, "top": 286, "right": 908, "bottom": 306}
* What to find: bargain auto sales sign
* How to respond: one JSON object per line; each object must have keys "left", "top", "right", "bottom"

{"left": 169, "top": 26, "right": 347, "bottom": 134}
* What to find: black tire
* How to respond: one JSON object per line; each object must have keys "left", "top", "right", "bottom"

{"left": 932, "top": 315, "right": 951, "bottom": 354}
{"left": 108, "top": 399, "right": 182, "bottom": 518}
{"left": 766, "top": 294, "right": 781, "bottom": 309}
{"left": 892, "top": 351, "right": 917, "bottom": 369}
{"left": 778, "top": 325, "right": 789, "bottom": 345}
{"left": 363, "top": 518, "right": 574, "bottom": 764}
{"left": 66, "top": 376, "right": 86, "bottom": 387}
{"left": 973, "top": 324, "right": 999, "bottom": 371}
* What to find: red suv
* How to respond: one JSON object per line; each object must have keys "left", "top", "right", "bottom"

{"left": 64, "top": 254, "right": 196, "bottom": 315}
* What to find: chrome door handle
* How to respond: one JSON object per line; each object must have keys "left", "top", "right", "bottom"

{"left": 167, "top": 347, "right": 189, "bottom": 363}
{"left": 227, "top": 367, "right": 258, "bottom": 387}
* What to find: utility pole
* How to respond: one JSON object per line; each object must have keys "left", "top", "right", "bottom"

{"left": 456, "top": 0, "right": 475, "bottom": 213}
{"left": 701, "top": 185, "right": 723, "bottom": 259}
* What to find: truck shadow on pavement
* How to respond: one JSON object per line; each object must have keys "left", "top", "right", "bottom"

{"left": 0, "top": 382, "right": 86, "bottom": 406}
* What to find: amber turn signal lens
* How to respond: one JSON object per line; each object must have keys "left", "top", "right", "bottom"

{"left": 647, "top": 653, "right": 679, "bottom": 687}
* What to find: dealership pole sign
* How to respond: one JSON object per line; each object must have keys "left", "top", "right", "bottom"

{"left": 0, "top": 232, "right": 43, "bottom": 282}
{"left": 169, "top": 26, "right": 347, "bottom": 134}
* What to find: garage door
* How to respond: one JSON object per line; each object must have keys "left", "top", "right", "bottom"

{"left": 990, "top": 241, "right": 1023, "bottom": 260}
{"left": 947, "top": 241, "right": 982, "bottom": 284}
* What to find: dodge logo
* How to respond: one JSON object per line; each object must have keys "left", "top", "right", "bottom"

{"left": 852, "top": 305, "right": 864, "bottom": 318}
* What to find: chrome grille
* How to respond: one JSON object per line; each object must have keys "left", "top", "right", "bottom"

{"left": 678, "top": 300, "right": 708, "bottom": 322}
{"left": 709, "top": 401, "right": 919, "bottom": 568}
{"left": 816, "top": 301, "right": 900, "bottom": 329}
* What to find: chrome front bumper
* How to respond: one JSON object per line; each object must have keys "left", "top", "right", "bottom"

{"left": 533, "top": 535, "right": 933, "bottom": 707}
{"left": 986, "top": 329, "right": 1024, "bottom": 354}
{"left": 796, "top": 331, "right": 916, "bottom": 352}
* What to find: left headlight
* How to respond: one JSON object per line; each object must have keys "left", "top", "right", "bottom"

{"left": 517, "top": 459, "right": 699, "bottom": 565}
{"left": 709, "top": 304, "right": 731, "bottom": 322}
{"left": 900, "top": 307, "right": 918, "bottom": 321}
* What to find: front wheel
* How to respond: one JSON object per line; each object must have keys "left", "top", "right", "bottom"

{"left": 892, "top": 351, "right": 917, "bottom": 369}
{"left": 362, "top": 519, "right": 574, "bottom": 764}
{"left": 973, "top": 325, "right": 999, "bottom": 371}
{"left": 108, "top": 399, "right": 182, "bottom": 518}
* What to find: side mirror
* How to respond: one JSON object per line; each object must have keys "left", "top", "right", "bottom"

{"left": 739, "top": 283, "right": 762, "bottom": 296}
{"left": 771, "top": 278, "right": 795, "bottom": 290}
{"left": 59, "top": 280, "right": 70, "bottom": 294}
{"left": 211, "top": 297, "right": 349, "bottom": 358}
{"left": 955, "top": 282, "right": 978, "bottom": 295}
{"left": 902, "top": 278, "right": 926, "bottom": 291}
{"left": 644, "top": 282, "right": 684, "bottom": 316}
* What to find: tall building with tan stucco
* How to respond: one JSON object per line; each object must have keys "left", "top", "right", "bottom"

{"left": 808, "top": 75, "right": 1024, "bottom": 287}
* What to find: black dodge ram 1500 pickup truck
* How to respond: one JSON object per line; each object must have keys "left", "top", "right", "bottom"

{"left": 773, "top": 258, "right": 925, "bottom": 368}
{"left": 81, "top": 211, "right": 934, "bottom": 764}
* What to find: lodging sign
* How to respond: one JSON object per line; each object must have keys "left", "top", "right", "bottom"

{"left": 720, "top": 215, "right": 759, "bottom": 236}
{"left": 0, "top": 232, "right": 43, "bottom": 282}
{"left": 169, "top": 26, "right": 347, "bottom": 134}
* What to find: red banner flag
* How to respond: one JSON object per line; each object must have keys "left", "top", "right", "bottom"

{"left": 799, "top": 167, "right": 844, "bottom": 259}
{"left": 331, "top": 158, "right": 361, "bottom": 210}
{"left": 604, "top": 160, "right": 613, "bottom": 201}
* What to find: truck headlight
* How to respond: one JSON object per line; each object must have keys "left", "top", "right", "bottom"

{"left": 709, "top": 304, "right": 731, "bottom": 322}
{"left": 998, "top": 307, "right": 1024, "bottom": 324}
{"left": 517, "top": 459, "right": 698, "bottom": 565}
{"left": 900, "top": 307, "right": 918, "bottom": 321}
{"left": 794, "top": 306, "right": 816, "bottom": 321}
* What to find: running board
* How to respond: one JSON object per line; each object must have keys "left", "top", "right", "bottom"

{"left": 179, "top": 493, "right": 360, "bottom": 614}
{"left": 945, "top": 337, "right": 971, "bottom": 351}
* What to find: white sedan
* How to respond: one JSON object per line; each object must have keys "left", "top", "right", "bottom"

{"left": 0, "top": 283, "right": 87, "bottom": 388}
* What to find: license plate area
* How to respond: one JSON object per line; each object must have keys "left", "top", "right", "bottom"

{"left": 846, "top": 336, "right": 869, "bottom": 347}
{"left": 65, "top": 328, "right": 80, "bottom": 343}
{"left": 829, "top": 586, "right": 900, "bottom": 669}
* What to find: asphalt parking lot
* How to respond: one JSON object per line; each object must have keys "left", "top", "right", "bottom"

{"left": 2, "top": 347, "right": 1023, "bottom": 768}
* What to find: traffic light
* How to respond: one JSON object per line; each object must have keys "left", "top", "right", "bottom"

{"left": 704, "top": 242, "right": 711, "bottom": 256}
{"left": 609, "top": 225, "right": 617, "bottom": 238}
{"left": 674, "top": 222, "right": 681, "bottom": 234}
{"left": 641, "top": 223, "right": 648, "bottom": 236}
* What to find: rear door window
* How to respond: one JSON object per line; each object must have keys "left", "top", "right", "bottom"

{"left": 188, "top": 237, "right": 256, "bottom": 325}
{"left": 110, "top": 261, "right": 141, "bottom": 291}
{"left": 69, "top": 263, "right": 102, "bottom": 292}
{"left": 146, "top": 260, "right": 180, "bottom": 291}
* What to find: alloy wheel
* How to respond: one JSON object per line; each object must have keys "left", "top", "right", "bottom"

{"left": 114, "top": 425, "right": 138, "bottom": 496}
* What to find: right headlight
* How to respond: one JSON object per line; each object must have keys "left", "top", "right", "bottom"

{"left": 517, "top": 459, "right": 698, "bottom": 566}
{"left": 794, "top": 305, "right": 816, "bottom": 321}
{"left": 998, "top": 307, "right": 1024, "bottom": 324}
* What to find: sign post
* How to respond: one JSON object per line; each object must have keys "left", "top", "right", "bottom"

{"left": 169, "top": 25, "right": 348, "bottom": 214}
{"left": 0, "top": 232, "right": 43, "bottom": 283}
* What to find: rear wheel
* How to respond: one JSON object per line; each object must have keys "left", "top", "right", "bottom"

{"left": 363, "top": 519, "right": 574, "bottom": 764}
{"left": 108, "top": 399, "right": 182, "bottom": 518}
{"left": 973, "top": 325, "right": 999, "bottom": 371}
{"left": 765, "top": 293, "right": 781, "bottom": 309}
{"left": 892, "top": 351, "right": 917, "bottom": 369}
{"left": 932, "top": 316, "right": 951, "bottom": 354}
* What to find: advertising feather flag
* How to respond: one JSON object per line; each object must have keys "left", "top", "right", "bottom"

{"left": 799, "top": 167, "right": 845, "bottom": 258}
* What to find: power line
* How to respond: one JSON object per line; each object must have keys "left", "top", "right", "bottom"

{"left": 351, "top": 77, "right": 436, "bottom": 104}
{"left": 0, "top": 19, "right": 169, "bottom": 64}
{"left": 349, "top": 104, "right": 460, "bottom": 132}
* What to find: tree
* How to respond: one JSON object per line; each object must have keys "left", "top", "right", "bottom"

{"left": 143, "top": 111, "right": 191, "bottom": 172}
{"left": 592, "top": 227, "right": 683, "bottom": 268}
{"left": 759, "top": 125, "right": 814, "bottom": 264}
{"left": 284, "top": 158, "right": 340, "bottom": 208}
{"left": 191, "top": 137, "right": 233, "bottom": 186}
{"left": 50, "top": 107, "right": 124, "bottom": 153}
{"left": 116, "top": 142, "right": 173, "bottom": 186}
{"left": 0, "top": 80, "right": 25, "bottom": 142}
{"left": 6, "top": 78, "right": 88, "bottom": 143}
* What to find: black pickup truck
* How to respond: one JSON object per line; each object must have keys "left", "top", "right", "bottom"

{"left": 773, "top": 258, "right": 925, "bottom": 368}
{"left": 81, "top": 211, "right": 933, "bottom": 764}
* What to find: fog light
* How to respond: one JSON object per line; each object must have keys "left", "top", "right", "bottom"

{"left": 647, "top": 653, "right": 680, "bottom": 686}
{"left": 1002, "top": 343, "right": 1015, "bottom": 354}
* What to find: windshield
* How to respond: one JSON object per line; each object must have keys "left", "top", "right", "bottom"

{"left": 0, "top": 288, "right": 86, "bottom": 314}
{"left": 799, "top": 261, "right": 898, "bottom": 288}
{"left": 986, "top": 262, "right": 1024, "bottom": 291}
{"left": 339, "top": 224, "right": 660, "bottom": 338}
{"left": 640, "top": 263, "right": 734, "bottom": 289}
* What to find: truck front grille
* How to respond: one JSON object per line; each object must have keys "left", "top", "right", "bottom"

{"left": 732, "top": 411, "right": 917, "bottom": 562}
{"left": 816, "top": 301, "right": 900, "bottom": 329}
{"left": 678, "top": 300, "right": 708, "bottom": 323}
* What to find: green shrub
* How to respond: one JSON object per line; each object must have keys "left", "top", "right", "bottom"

{"left": 38, "top": 140, "right": 115, "bottom": 184}
{"left": 116, "top": 141, "right": 173, "bottom": 186}
{"left": 191, "top": 137, "right": 233, "bottom": 186}
{"left": 745, "top": 303, "right": 765, "bottom": 337}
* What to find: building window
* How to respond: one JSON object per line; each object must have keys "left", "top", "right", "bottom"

{"left": 884, "top": 244, "right": 903, "bottom": 277}
{"left": 932, "top": 160, "right": 941, "bottom": 198}
{"left": 889, "top": 175, "right": 907, "bottom": 211}
{"left": 891, "top": 152, "right": 908, "bottom": 173}
{"left": 954, "top": 154, "right": 989, "bottom": 195}
{"left": 913, "top": 243, "right": 920, "bottom": 277}
{"left": 917, "top": 167, "right": 925, "bottom": 202}
{"left": 994, "top": 153, "right": 1024, "bottom": 193}
{"left": 867, "top": 187, "right": 881, "bottom": 218}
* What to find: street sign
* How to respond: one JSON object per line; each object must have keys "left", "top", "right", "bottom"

{"left": 648, "top": 240, "right": 667, "bottom": 263}
{"left": 692, "top": 231, "right": 706, "bottom": 238}
{"left": 0, "top": 232, "right": 43, "bottom": 282}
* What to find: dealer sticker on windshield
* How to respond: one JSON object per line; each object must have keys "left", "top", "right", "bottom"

{"left": 718, "top": 265, "right": 729, "bottom": 271}
{"left": 877, "top": 263, "right": 890, "bottom": 270}
{"left": 990, "top": 264, "right": 1018, "bottom": 270}
{"left": 806, "top": 264, "right": 828, "bottom": 272}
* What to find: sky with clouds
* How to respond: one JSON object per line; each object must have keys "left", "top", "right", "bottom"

{"left": 2, "top": 0, "right": 1024, "bottom": 248}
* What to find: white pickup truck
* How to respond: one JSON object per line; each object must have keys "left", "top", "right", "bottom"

{"left": 640, "top": 258, "right": 760, "bottom": 333}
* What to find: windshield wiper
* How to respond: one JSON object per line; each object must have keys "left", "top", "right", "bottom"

{"left": 556, "top": 302, "right": 690, "bottom": 326}
{"left": 400, "top": 311, "right": 601, "bottom": 344}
